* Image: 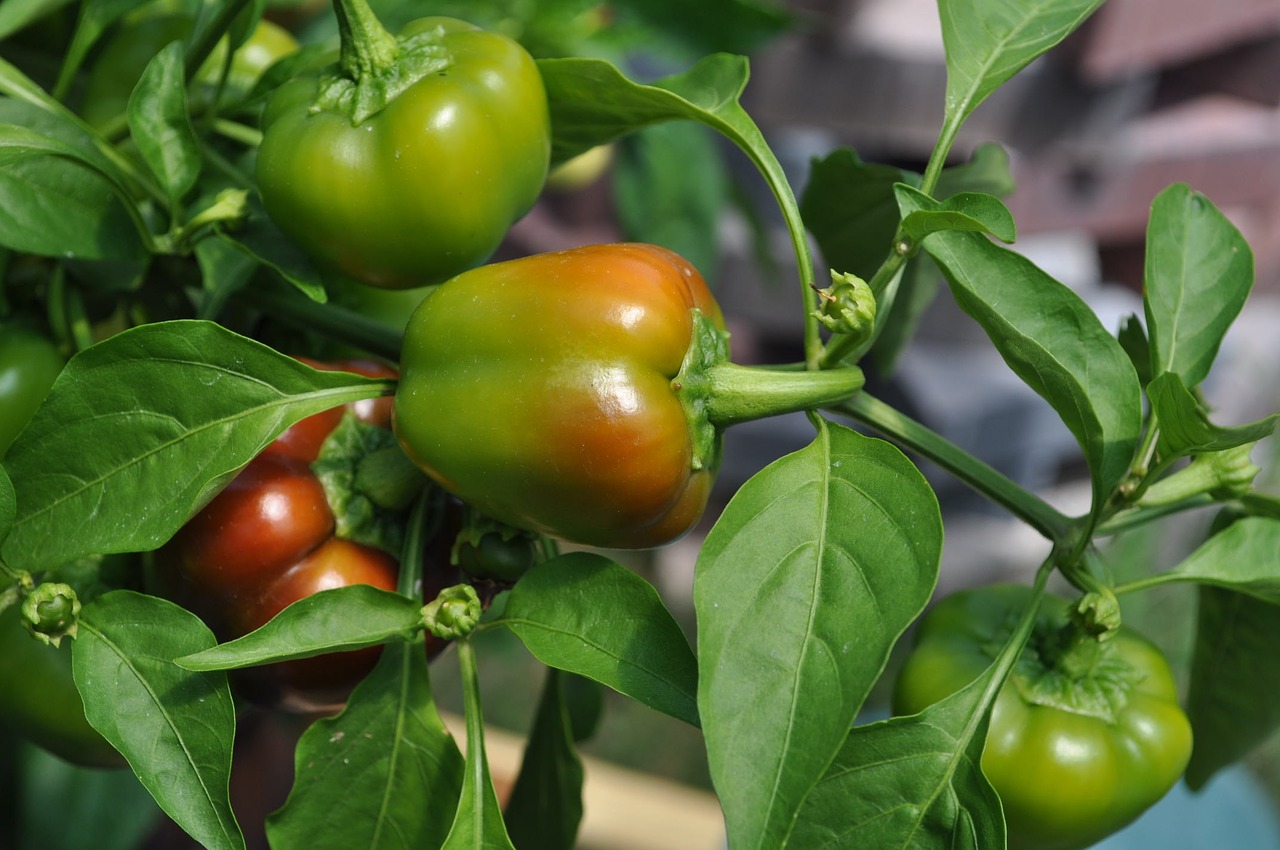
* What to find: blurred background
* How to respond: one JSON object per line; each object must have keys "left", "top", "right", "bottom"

{"left": 6, "top": 0, "right": 1280, "bottom": 847}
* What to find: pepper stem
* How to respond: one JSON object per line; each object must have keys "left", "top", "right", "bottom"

{"left": 333, "top": 0, "right": 400, "bottom": 80}
{"left": 674, "top": 309, "right": 865, "bottom": 471}
{"left": 699, "top": 362, "right": 865, "bottom": 428}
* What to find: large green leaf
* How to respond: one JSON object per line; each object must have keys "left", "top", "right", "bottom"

{"left": 695, "top": 419, "right": 941, "bottom": 850}
{"left": 1186, "top": 585, "right": 1280, "bottom": 790}
{"left": 1144, "top": 184, "right": 1254, "bottom": 388}
{"left": 73, "top": 591, "right": 242, "bottom": 850}
{"left": 800, "top": 149, "right": 912, "bottom": 282}
{"left": 266, "top": 639, "right": 465, "bottom": 850}
{"left": 1, "top": 321, "right": 392, "bottom": 570}
{"left": 789, "top": 672, "right": 1004, "bottom": 849}
{"left": 495, "top": 552, "right": 699, "bottom": 727}
{"left": 917, "top": 222, "right": 1143, "bottom": 513}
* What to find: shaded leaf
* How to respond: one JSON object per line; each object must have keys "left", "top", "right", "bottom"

{"left": 495, "top": 552, "right": 699, "bottom": 727}
{"left": 503, "top": 668, "right": 585, "bottom": 850}
{"left": 1148, "top": 371, "right": 1277, "bottom": 456}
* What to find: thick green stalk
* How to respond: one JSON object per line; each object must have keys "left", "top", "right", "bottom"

{"left": 698, "top": 363, "right": 865, "bottom": 427}
{"left": 237, "top": 283, "right": 407, "bottom": 362}
{"left": 834, "top": 392, "right": 1072, "bottom": 542}
{"left": 332, "top": 0, "right": 400, "bottom": 80}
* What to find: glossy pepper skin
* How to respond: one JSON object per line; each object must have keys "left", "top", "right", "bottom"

{"left": 155, "top": 358, "right": 455, "bottom": 713}
{"left": 394, "top": 244, "right": 724, "bottom": 549}
{"left": 255, "top": 17, "right": 550, "bottom": 289}
{"left": 893, "top": 584, "right": 1192, "bottom": 850}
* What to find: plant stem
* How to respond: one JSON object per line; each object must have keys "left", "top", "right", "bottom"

{"left": 237, "top": 282, "right": 407, "bottom": 362}
{"left": 333, "top": 0, "right": 400, "bottom": 80}
{"left": 184, "top": 0, "right": 253, "bottom": 81}
{"left": 1095, "top": 495, "right": 1216, "bottom": 536}
{"left": 834, "top": 392, "right": 1073, "bottom": 542}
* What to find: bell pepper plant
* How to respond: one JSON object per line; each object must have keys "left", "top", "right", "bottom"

{"left": 1, "top": 0, "right": 1279, "bottom": 849}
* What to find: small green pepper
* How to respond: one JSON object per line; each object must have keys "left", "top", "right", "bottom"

{"left": 255, "top": 4, "right": 550, "bottom": 289}
{"left": 893, "top": 583, "right": 1193, "bottom": 850}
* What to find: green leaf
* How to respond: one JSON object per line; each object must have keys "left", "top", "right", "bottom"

{"left": 193, "top": 232, "right": 258, "bottom": 318}
{"left": 219, "top": 202, "right": 326, "bottom": 302}
{"left": 537, "top": 55, "right": 814, "bottom": 285}
{"left": 1148, "top": 372, "right": 1278, "bottom": 455}
{"left": 176, "top": 585, "right": 424, "bottom": 671}
{"left": 51, "top": 0, "right": 145, "bottom": 101}
{"left": 1186, "top": 585, "right": 1280, "bottom": 790}
{"left": 1144, "top": 183, "right": 1254, "bottom": 388}
{"left": 934, "top": 142, "right": 1015, "bottom": 198}
{"left": 801, "top": 148, "right": 912, "bottom": 282}
{"left": 127, "top": 41, "right": 201, "bottom": 206}
{"left": 73, "top": 591, "right": 243, "bottom": 850}
{"left": 937, "top": 0, "right": 1104, "bottom": 153}
{"left": 0, "top": 101, "right": 144, "bottom": 260}
{"left": 503, "top": 668, "right": 585, "bottom": 850}
{"left": 495, "top": 552, "right": 699, "bottom": 728}
{"left": 789, "top": 673, "right": 1005, "bottom": 849}
{"left": 916, "top": 223, "right": 1143, "bottom": 513}
{"left": 1117, "top": 313, "right": 1152, "bottom": 386}
{"left": 1156, "top": 517, "right": 1280, "bottom": 603}
{"left": 1, "top": 321, "right": 392, "bottom": 571}
{"left": 613, "top": 121, "right": 729, "bottom": 282}
{"left": 896, "top": 185, "right": 1016, "bottom": 243}
{"left": 610, "top": 0, "right": 794, "bottom": 57}
{"left": 695, "top": 419, "right": 941, "bottom": 850}
{"left": 0, "top": 0, "right": 76, "bottom": 40}
{"left": 266, "top": 639, "right": 465, "bottom": 850}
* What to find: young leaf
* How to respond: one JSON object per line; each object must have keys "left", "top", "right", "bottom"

{"left": 915, "top": 221, "right": 1143, "bottom": 514}
{"left": 127, "top": 41, "right": 201, "bottom": 207}
{"left": 789, "top": 673, "right": 1005, "bottom": 849}
{"left": 52, "top": 0, "right": 144, "bottom": 100}
{"left": 1153, "top": 517, "right": 1280, "bottom": 603}
{"left": 440, "top": 641, "right": 517, "bottom": 850}
{"left": 1, "top": 321, "right": 393, "bottom": 571}
{"left": 503, "top": 668, "right": 585, "bottom": 850}
{"left": 1144, "top": 184, "right": 1254, "bottom": 388}
{"left": 695, "top": 419, "right": 941, "bottom": 850}
{"left": 266, "top": 638, "right": 465, "bottom": 850}
{"left": 73, "top": 591, "right": 243, "bottom": 850}
{"left": 175, "top": 585, "right": 424, "bottom": 671}
{"left": 1147, "top": 373, "right": 1278, "bottom": 456}
{"left": 1186, "top": 585, "right": 1280, "bottom": 790}
{"left": 936, "top": 0, "right": 1104, "bottom": 161}
{"left": 896, "top": 185, "right": 1016, "bottom": 243}
{"left": 494, "top": 552, "right": 699, "bottom": 728}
